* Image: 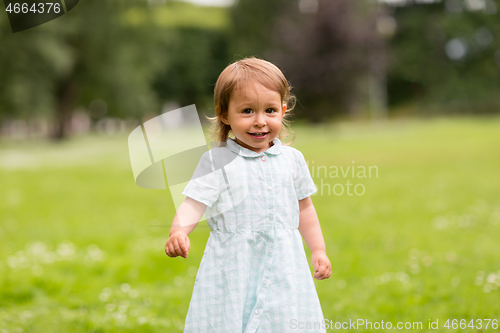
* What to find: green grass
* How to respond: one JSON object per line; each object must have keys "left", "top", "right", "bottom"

{"left": 1, "top": 116, "right": 500, "bottom": 332}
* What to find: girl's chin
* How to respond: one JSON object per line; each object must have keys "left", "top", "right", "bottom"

{"left": 235, "top": 137, "right": 272, "bottom": 152}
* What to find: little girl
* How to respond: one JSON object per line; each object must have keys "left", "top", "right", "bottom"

{"left": 165, "top": 57, "right": 331, "bottom": 332}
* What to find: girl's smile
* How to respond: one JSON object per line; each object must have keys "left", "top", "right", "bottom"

{"left": 222, "top": 80, "right": 286, "bottom": 153}
{"left": 248, "top": 131, "right": 269, "bottom": 140}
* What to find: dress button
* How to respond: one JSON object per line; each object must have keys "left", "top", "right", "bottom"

{"left": 261, "top": 155, "right": 266, "bottom": 161}
{"left": 255, "top": 310, "right": 259, "bottom": 314}
{"left": 267, "top": 186, "right": 272, "bottom": 191}
{"left": 270, "top": 216, "right": 274, "bottom": 220}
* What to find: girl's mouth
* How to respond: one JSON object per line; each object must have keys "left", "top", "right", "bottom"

{"left": 248, "top": 132, "right": 269, "bottom": 140}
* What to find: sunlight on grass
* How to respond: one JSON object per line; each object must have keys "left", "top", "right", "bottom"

{"left": 122, "top": 2, "right": 229, "bottom": 30}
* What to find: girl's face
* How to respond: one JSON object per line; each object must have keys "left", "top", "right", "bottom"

{"left": 222, "top": 80, "right": 287, "bottom": 154}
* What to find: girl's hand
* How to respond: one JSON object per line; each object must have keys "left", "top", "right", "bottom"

{"left": 311, "top": 250, "right": 331, "bottom": 280}
{"left": 165, "top": 230, "right": 190, "bottom": 258}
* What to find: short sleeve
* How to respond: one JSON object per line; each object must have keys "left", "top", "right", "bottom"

{"left": 293, "top": 149, "right": 317, "bottom": 200}
{"left": 182, "top": 150, "right": 221, "bottom": 208}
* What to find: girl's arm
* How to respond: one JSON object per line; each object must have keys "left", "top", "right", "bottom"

{"left": 165, "top": 196, "right": 207, "bottom": 258}
{"left": 298, "top": 196, "right": 331, "bottom": 280}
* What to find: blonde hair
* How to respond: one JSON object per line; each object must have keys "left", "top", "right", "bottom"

{"left": 206, "top": 56, "right": 296, "bottom": 146}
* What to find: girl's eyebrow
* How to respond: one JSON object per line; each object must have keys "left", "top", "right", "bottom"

{"left": 235, "top": 102, "right": 281, "bottom": 109}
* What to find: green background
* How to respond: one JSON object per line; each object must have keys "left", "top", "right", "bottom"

{"left": 1, "top": 116, "right": 499, "bottom": 332}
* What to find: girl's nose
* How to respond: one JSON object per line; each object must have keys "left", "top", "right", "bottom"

{"left": 254, "top": 113, "right": 267, "bottom": 127}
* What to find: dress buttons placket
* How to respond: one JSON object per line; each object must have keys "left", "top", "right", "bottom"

{"left": 264, "top": 154, "right": 275, "bottom": 230}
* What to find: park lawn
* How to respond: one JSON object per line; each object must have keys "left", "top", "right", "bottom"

{"left": 0, "top": 115, "right": 499, "bottom": 332}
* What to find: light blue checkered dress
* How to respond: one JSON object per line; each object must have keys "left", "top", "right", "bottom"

{"left": 181, "top": 137, "right": 326, "bottom": 333}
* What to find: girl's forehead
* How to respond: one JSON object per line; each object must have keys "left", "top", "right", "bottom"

{"left": 232, "top": 80, "right": 280, "bottom": 98}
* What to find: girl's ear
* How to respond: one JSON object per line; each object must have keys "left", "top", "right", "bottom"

{"left": 282, "top": 104, "right": 287, "bottom": 116}
{"left": 217, "top": 106, "right": 229, "bottom": 125}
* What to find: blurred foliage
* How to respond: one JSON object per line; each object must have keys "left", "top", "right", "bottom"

{"left": 264, "top": 0, "right": 381, "bottom": 121}
{"left": 228, "top": 0, "right": 290, "bottom": 57}
{"left": 1, "top": 0, "right": 500, "bottom": 138}
{"left": 152, "top": 26, "right": 230, "bottom": 112}
{"left": 230, "top": 0, "right": 500, "bottom": 120}
{"left": 124, "top": 1, "right": 229, "bottom": 29}
{"left": 0, "top": 0, "right": 229, "bottom": 139}
{"left": 388, "top": 0, "right": 500, "bottom": 114}
{"left": 0, "top": 0, "right": 161, "bottom": 138}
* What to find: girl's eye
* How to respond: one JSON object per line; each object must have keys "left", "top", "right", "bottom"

{"left": 242, "top": 109, "right": 253, "bottom": 114}
{"left": 266, "top": 108, "right": 276, "bottom": 113}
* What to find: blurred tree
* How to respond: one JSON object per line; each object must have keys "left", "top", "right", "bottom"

{"left": 152, "top": 26, "right": 230, "bottom": 115}
{"left": 228, "top": 0, "right": 290, "bottom": 58}
{"left": 387, "top": 0, "right": 500, "bottom": 114}
{"left": 0, "top": 0, "right": 160, "bottom": 140}
{"left": 0, "top": 12, "right": 62, "bottom": 128}
{"left": 230, "top": 0, "right": 383, "bottom": 122}
{"left": 0, "top": 0, "right": 231, "bottom": 139}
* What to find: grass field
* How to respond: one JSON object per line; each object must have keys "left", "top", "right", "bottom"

{"left": 1, "top": 116, "right": 499, "bottom": 332}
